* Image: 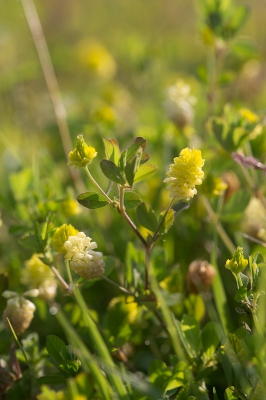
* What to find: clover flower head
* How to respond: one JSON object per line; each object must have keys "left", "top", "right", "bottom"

{"left": 164, "top": 80, "right": 196, "bottom": 129}
{"left": 201, "top": 174, "right": 228, "bottom": 197}
{"left": 52, "top": 224, "right": 79, "bottom": 254}
{"left": 61, "top": 199, "right": 80, "bottom": 216}
{"left": 225, "top": 246, "right": 248, "bottom": 275}
{"left": 68, "top": 134, "right": 97, "bottom": 169}
{"left": 2, "top": 290, "right": 38, "bottom": 335}
{"left": 164, "top": 148, "right": 205, "bottom": 201}
{"left": 77, "top": 40, "right": 116, "bottom": 80}
{"left": 64, "top": 232, "right": 105, "bottom": 280}
{"left": 22, "top": 254, "right": 57, "bottom": 301}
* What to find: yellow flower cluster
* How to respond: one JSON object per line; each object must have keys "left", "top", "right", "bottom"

{"left": 52, "top": 224, "right": 78, "bottom": 254}
{"left": 77, "top": 40, "right": 116, "bottom": 80}
{"left": 225, "top": 247, "right": 248, "bottom": 275}
{"left": 22, "top": 254, "right": 57, "bottom": 301}
{"left": 68, "top": 134, "right": 97, "bottom": 169}
{"left": 164, "top": 148, "right": 205, "bottom": 201}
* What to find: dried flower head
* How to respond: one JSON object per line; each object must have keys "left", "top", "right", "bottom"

{"left": 64, "top": 232, "right": 105, "bottom": 280}
{"left": 187, "top": 260, "right": 216, "bottom": 293}
{"left": 164, "top": 80, "right": 196, "bottom": 129}
{"left": 2, "top": 290, "right": 38, "bottom": 335}
{"left": 52, "top": 224, "right": 78, "bottom": 254}
{"left": 164, "top": 148, "right": 205, "bottom": 201}
{"left": 22, "top": 254, "right": 57, "bottom": 301}
{"left": 68, "top": 134, "right": 97, "bottom": 169}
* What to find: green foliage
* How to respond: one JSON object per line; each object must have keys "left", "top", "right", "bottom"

{"left": 2, "top": 1, "right": 266, "bottom": 399}
{"left": 37, "top": 335, "right": 81, "bottom": 384}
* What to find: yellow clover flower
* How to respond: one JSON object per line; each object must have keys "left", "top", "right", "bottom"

{"left": 52, "top": 224, "right": 78, "bottom": 254}
{"left": 225, "top": 247, "right": 248, "bottom": 275}
{"left": 68, "top": 134, "right": 97, "bottom": 168}
{"left": 201, "top": 173, "right": 228, "bottom": 197}
{"left": 164, "top": 148, "right": 205, "bottom": 201}
{"left": 22, "top": 254, "right": 57, "bottom": 301}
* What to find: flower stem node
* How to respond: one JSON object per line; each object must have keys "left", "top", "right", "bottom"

{"left": 64, "top": 232, "right": 105, "bottom": 280}
{"left": 164, "top": 148, "right": 205, "bottom": 201}
{"left": 225, "top": 246, "right": 248, "bottom": 275}
{"left": 68, "top": 134, "right": 97, "bottom": 168}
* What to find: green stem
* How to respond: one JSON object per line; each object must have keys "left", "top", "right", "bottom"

{"left": 56, "top": 310, "right": 113, "bottom": 400}
{"left": 85, "top": 166, "right": 113, "bottom": 205}
{"left": 66, "top": 259, "right": 74, "bottom": 286}
{"left": 118, "top": 185, "right": 148, "bottom": 248}
{"left": 151, "top": 198, "right": 174, "bottom": 245}
{"left": 203, "top": 197, "right": 235, "bottom": 254}
{"left": 73, "top": 287, "right": 130, "bottom": 399}
{"left": 102, "top": 275, "right": 135, "bottom": 296}
{"left": 251, "top": 310, "right": 263, "bottom": 335}
{"left": 145, "top": 247, "right": 151, "bottom": 291}
{"left": 5, "top": 318, "right": 30, "bottom": 368}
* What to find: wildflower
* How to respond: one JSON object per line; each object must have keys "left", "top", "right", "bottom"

{"left": 164, "top": 148, "right": 205, "bottom": 201}
{"left": 37, "top": 386, "right": 65, "bottom": 400}
{"left": 164, "top": 80, "right": 196, "bottom": 129}
{"left": 187, "top": 260, "right": 216, "bottom": 293}
{"left": 21, "top": 254, "right": 57, "bottom": 301}
{"left": 201, "top": 173, "right": 228, "bottom": 197}
{"left": 64, "top": 232, "right": 105, "bottom": 280}
{"left": 77, "top": 40, "right": 116, "bottom": 80}
{"left": 225, "top": 247, "right": 248, "bottom": 275}
{"left": 61, "top": 199, "right": 80, "bottom": 216}
{"left": 68, "top": 134, "right": 97, "bottom": 169}
{"left": 2, "top": 290, "right": 38, "bottom": 335}
{"left": 239, "top": 108, "right": 258, "bottom": 124}
{"left": 52, "top": 224, "right": 78, "bottom": 254}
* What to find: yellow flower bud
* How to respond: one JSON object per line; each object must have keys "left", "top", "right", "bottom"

{"left": 52, "top": 224, "right": 78, "bottom": 254}
{"left": 164, "top": 148, "right": 204, "bottom": 201}
{"left": 68, "top": 134, "right": 97, "bottom": 168}
{"left": 225, "top": 247, "right": 248, "bottom": 275}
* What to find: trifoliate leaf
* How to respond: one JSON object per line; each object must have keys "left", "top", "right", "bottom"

{"left": 134, "top": 164, "right": 158, "bottom": 183}
{"left": 77, "top": 192, "right": 109, "bottom": 209}
{"left": 100, "top": 159, "right": 126, "bottom": 184}
{"left": 136, "top": 202, "right": 158, "bottom": 232}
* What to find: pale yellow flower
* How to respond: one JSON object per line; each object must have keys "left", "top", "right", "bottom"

{"left": 2, "top": 290, "right": 38, "bottom": 335}
{"left": 164, "top": 80, "right": 196, "bottom": 129}
{"left": 64, "top": 232, "right": 105, "bottom": 280}
{"left": 22, "top": 254, "right": 57, "bottom": 301}
{"left": 164, "top": 148, "right": 204, "bottom": 200}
